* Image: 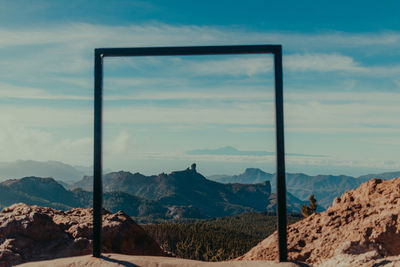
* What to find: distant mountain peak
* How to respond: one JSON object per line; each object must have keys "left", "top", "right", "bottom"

{"left": 20, "top": 176, "right": 57, "bottom": 183}
{"left": 170, "top": 165, "right": 205, "bottom": 181}
{"left": 190, "top": 163, "right": 197, "bottom": 172}
{"left": 220, "top": 146, "right": 239, "bottom": 152}
{"left": 244, "top": 168, "right": 266, "bottom": 175}
{"left": 1, "top": 176, "right": 59, "bottom": 186}
{"left": 0, "top": 160, "right": 87, "bottom": 183}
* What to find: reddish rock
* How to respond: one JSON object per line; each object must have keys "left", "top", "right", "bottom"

{"left": 0, "top": 203, "right": 164, "bottom": 266}
{"left": 237, "top": 177, "right": 400, "bottom": 265}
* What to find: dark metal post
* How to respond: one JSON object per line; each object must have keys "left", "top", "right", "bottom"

{"left": 93, "top": 50, "right": 103, "bottom": 258}
{"left": 92, "top": 45, "right": 287, "bottom": 260}
{"left": 274, "top": 46, "right": 287, "bottom": 262}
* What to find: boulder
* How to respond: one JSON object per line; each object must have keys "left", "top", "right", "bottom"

{"left": 0, "top": 203, "right": 163, "bottom": 266}
{"left": 237, "top": 178, "right": 400, "bottom": 265}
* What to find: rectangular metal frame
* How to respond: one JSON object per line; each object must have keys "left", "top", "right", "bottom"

{"left": 93, "top": 45, "right": 287, "bottom": 261}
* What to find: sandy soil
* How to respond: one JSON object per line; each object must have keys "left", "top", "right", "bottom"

{"left": 17, "top": 254, "right": 309, "bottom": 267}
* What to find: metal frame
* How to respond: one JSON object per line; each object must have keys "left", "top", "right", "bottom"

{"left": 93, "top": 45, "right": 287, "bottom": 261}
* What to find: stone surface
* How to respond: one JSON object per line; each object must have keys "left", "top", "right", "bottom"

{"left": 17, "top": 253, "right": 308, "bottom": 267}
{"left": 316, "top": 251, "right": 400, "bottom": 267}
{"left": 237, "top": 177, "right": 400, "bottom": 265}
{"left": 0, "top": 204, "right": 164, "bottom": 267}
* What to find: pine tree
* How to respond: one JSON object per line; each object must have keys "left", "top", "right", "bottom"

{"left": 309, "top": 194, "right": 317, "bottom": 213}
{"left": 301, "top": 204, "right": 310, "bottom": 218}
{"left": 302, "top": 194, "right": 317, "bottom": 218}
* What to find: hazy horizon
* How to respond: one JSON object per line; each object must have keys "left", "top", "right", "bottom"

{"left": 1, "top": 158, "right": 399, "bottom": 178}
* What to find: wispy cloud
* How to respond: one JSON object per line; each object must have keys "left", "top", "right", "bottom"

{"left": 186, "top": 146, "right": 325, "bottom": 157}
{"left": 0, "top": 23, "right": 399, "bottom": 79}
{"left": 0, "top": 122, "right": 92, "bottom": 164}
{"left": 187, "top": 146, "right": 273, "bottom": 156}
{"left": 0, "top": 82, "right": 91, "bottom": 100}
{"left": 394, "top": 80, "right": 400, "bottom": 88}
{"left": 103, "top": 104, "right": 273, "bottom": 125}
{"left": 108, "top": 52, "right": 400, "bottom": 78}
{"left": 0, "top": 105, "right": 92, "bottom": 128}
{"left": 1, "top": 24, "right": 399, "bottom": 49}
{"left": 286, "top": 53, "right": 362, "bottom": 72}
{"left": 185, "top": 57, "right": 273, "bottom": 77}
{"left": 105, "top": 130, "right": 136, "bottom": 155}
{"left": 0, "top": 89, "right": 399, "bottom": 132}
{"left": 104, "top": 89, "right": 274, "bottom": 101}
{"left": 0, "top": 22, "right": 399, "bottom": 174}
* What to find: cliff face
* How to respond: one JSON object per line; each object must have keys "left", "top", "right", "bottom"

{"left": 238, "top": 177, "right": 400, "bottom": 266}
{"left": 0, "top": 203, "right": 164, "bottom": 267}
{"left": 73, "top": 168, "right": 285, "bottom": 216}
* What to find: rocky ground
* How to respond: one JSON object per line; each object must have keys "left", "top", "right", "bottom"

{"left": 17, "top": 253, "right": 306, "bottom": 267}
{"left": 5, "top": 177, "right": 400, "bottom": 266}
{"left": 237, "top": 177, "right": 400, "bottom": 266}
{"left": 0, "top": 204, "right": 163, "bottom": 266}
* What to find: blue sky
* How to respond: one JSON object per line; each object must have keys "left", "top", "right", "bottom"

{"left": 0, "top": 0, "right": 399, "bottom": 176}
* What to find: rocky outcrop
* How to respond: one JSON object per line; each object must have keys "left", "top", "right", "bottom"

{"left": 237, "top": 177, "right": 400, "bottom": 265}
{"left": 0, "top": 203, "right": 164, "bottom": 266}
{"left": 72, "top": 167, "right": 291, "bottom": 216}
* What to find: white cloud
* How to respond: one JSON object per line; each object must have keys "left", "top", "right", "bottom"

{"left": 0, "top": 105, "right": 92, "bottom": 128}
{"left": 185, "top": 57, "right": 273, "bottom": 76}
{"left": 180, "top": 53, "right": 399, "bottom": 75}
{"left": 0, "top": 22, "right": 399, "bottom": 173}
{"left": 0, "top": 82, "right": 91, "bottom": 100}
{"left": 105, "top": 130, "right": 136, "bottom": 155}
{"left": 227, "top": 127, "right": 272, "bottom": 133}
{"left": 105, "top": 88, "right": 274, "bottom": 101}
{"left": 0, "top": 122, "right": 92, "bottom": 164}
{"left": 285, "top": 99, "right": 400, "bottom": 134}
{"left": 0, "top": 89, "right": 399, "bottom": 134}
{"left": 0, "top": 23, "right": 399, "bottom": 81}
{"left": 0, "top": 24, "right": 399, "bottom": 50}
{"left": 285, "top": 53, "right": 362, "bottom": 72}
{"left": 108, "top": 52, "right": 400, "bottom": 78}
{"left": 105, "top": 90, "right": 400, "bottom": 135}
{"left": 103, "top": 104, "right": 274, "bottom": 126}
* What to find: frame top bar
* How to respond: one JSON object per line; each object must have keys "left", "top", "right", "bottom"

{"left": 95, "top": 45, "right": 281, "bottom": 57}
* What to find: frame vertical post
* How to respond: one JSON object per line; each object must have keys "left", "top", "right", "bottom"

{"left": 92, "top": 45, "right": 287, "bottom": 260}
{"left": 93, "top": 50, "right": 103, "bottom": 258}
{"left": 274, "top": 46, "right": 287, "bottom": 262}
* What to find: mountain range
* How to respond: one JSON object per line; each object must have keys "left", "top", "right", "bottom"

{"left": 0, "top": 165, "right": 306, "bottom": 220}
{"left": 0, "top": 176, "right": 168, "bottom": 218}
{"left": 0, "top": 160, "right": 114, "bottom": 184}
{"left": 0, "top": 160, "right": 88, "bottom": 183}
{"left": 2, "top": 159, "right": 398, "bottom": 212}
{"left": 72, "top": 164, "right": 305, "bottom": 217}
{"left": 209, "top": 168, "right": 400, "bottom": 208}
